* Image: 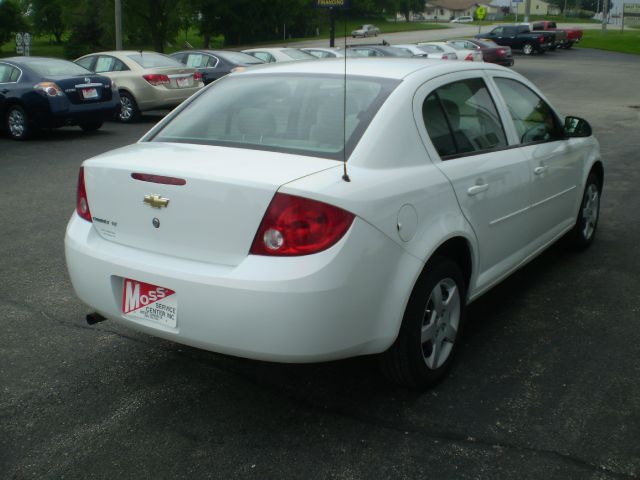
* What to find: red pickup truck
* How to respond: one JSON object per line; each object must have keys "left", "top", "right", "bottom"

{"left": 531, "top": 21, "right": 583, "bottom": 49}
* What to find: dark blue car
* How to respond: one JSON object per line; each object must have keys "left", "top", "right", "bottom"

{"left": 0, "top": 57, "right": 120, "bottom": 140}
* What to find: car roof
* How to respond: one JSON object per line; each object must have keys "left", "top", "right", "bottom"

{"left": 237, "top": 57, "right": 506, "bottom": 80}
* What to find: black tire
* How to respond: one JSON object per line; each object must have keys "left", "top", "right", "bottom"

{"left": 564, "top": 172, "right": 601, "bottom": 251}
{"left": 5, "top": 105, "right": 30, "bottom": 140}
{"left": 522, "top": 42, "right": 534, "bottom": 55}
{"left": 118, "top": 91, "right": 139, "bottom": 123}
{"left": 564, "top": 42, "right": 573, "bottom": 49}
{"left": 80, "top": 120, "right": 103, "bottom": 132}
{"left": 379, "top": 256, "right": 467, "bottom": 389}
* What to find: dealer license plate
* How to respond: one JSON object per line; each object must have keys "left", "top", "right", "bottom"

{"left": 81, "top": 87, "right": 98, "bottom": 99}
{"left": 122, "top": 278, "right": 177, "bottom": 328}
{"left": 176, "top": 77, "right": 189, "bottom": 88}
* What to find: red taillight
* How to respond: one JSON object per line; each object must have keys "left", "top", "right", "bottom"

{"left": 76, "top": 167, "right": 92, "bottom": 222}
{"left": 143, "top": 74, "right": 170, "bottom": 86}
{"left": 442, "top": 54, "right": 451, "bottom": 60}
{"left": 465, "top": 53, "right": 473, "bottom": 61}
{"left": 250, "top": 193, "right": 355, "bottom": 256}
{"left": 539, "top": 35, "right": 545, "bottom": 43}
{"left": 193, "top": 72, "right": 202, "bottom": 82}
{"left": 497, "top": 48, "right": 505, "bottom": 56}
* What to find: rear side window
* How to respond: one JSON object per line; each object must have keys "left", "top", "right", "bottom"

{"left": 494, "top": 77, "right": 563, "bottom": 144}
{"left": 95, "top": 56, "right": 129, "bottom": 72}
{"left": 422, "top": 78, "right": 508, "bottom": 159}
{"left": 151, "top": 73, "right": 399, "bottom": 161}
{"left": 186, "top": 53, "right": 216, "bottom": 68}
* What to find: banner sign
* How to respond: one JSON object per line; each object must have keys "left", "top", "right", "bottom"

{"left": 623, "top": 3, "right": 640, "bottom": 26}
{"left": 313, "top": 0, "right": 350, "bottom": 8}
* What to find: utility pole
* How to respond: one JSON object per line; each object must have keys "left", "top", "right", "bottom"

{"left": 602, "top": 0, "right": 608, "bottom": 32}
{"left": 115, "top": 0, "right": 123, "bottom": 50}
{"left": 524, "top": 0, "right": 531, "bottom": 23}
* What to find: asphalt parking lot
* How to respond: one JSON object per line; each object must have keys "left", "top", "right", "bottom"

{"left": 2, "top": 48, "right": 640, "bottom": 479}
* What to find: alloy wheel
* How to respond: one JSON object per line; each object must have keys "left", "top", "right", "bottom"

{"left": 120, "top": 96, "right": 133, "bottom": 121}
{"left": 582, "top": 184, "right": 599, "bottom": 240}
{"left": 421, "top": 278, "right": 461, "bottom": 370}
{"left": 8, "top": 108, "right": 25, "bottom": 138}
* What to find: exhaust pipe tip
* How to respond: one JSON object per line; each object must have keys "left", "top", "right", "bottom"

{"left": 86, "top": 312, "right": 107, "bottom": 325}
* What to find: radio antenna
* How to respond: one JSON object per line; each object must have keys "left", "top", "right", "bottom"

{"left": 341, "top": 11, "right": 350, "bottom": 183}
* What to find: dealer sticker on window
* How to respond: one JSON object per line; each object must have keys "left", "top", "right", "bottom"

{"left": 122, "top": 278, "right": 177, "bottom": 328}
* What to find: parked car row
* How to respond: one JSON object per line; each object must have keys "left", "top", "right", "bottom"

{"left": 64, "top": 56, "right": 603, "bottom": 389}
{"left": 1, "top": 20, "right": 582, "bottom": 140}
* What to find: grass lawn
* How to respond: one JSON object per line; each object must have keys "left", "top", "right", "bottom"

{"left": 579, "top": 28, "right": 640, "bottom": 54}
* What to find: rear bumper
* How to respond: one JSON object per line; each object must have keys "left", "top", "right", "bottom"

{"left": 135, "top": 84, "right": 202, "bottom": 112}
{"left": 31, "top": 94, "right": 120, "bottom": 128}
{"left": 65, "top": 214, "right": 422, "bottom": 362}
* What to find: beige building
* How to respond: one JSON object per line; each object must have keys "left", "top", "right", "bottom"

{"left": 511, "top": 0, "right": 560, "bottom": 15}
{"left": 422, "top": 0, "right": 492, "bottom": 20}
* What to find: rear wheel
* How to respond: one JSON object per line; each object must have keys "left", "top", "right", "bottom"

{"left": 522, "top": 43, "right": 534, "bottom": 55}
{"left": 6, "top": 105, "right": 30, "bottom": 140}
{"left": 564, "top": 172, "right": 601, "bottom": 251}
{"left": 118, "top": 91, "right": 139, "bottom": 123}
{"left": 80, "top": 120, "right": 103, "bottom": 132}
{"left": 379, "top": 256, "right": 467, "bottom": 389}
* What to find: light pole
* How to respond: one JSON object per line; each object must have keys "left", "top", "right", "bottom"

{"left": 115, "top": 0, "right": 123, "bottom": 50}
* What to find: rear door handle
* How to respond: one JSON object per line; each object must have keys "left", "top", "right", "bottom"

{"left": 534, "top": 166, "right": 547, "bottom": 175}
{"left": 467, "top": 184, "right": 489, "bottom": 196}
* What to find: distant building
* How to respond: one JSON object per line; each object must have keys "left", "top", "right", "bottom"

{"left": 491, "top": 0, "right": 560, "bottom": 16}
{"left": 422, "top": 0, "right": 493, "bottom": 21}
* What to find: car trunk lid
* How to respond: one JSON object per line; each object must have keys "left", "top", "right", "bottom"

{"left": 46, "top": 74, "right": 112, "bottom": 104}
{"left": 83, "top": 142, "right": 340, "bottom": 266}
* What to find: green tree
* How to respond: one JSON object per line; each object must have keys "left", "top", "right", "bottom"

{"left": 125, "top": 0, "right": 183, "bottom": 52}
{"left": 0, "top": 0, "right": 28, "bottom": 45}
{"left": 31, "top": 0, "right": 66, "bottom": 44}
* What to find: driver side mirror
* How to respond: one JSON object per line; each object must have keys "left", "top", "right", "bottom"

{"left": 564, "top": 116, "right": 592, "bottom": 138}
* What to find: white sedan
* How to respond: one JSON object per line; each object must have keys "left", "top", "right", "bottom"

{"left": 241, "top": 47, "right": 316, "bottom": 63}
{"left": 66, "top": 58, "right": 603, "bottom": 389}
{"left": 393, "top": 44, "right": 457, "bottom": 60}
{"left": 419, "top": 42, "right": 483, "bottom": 61}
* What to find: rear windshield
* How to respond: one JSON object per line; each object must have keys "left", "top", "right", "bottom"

{"left": 219, "top": 51, "right": 264, "bottom": 65}
{"left": 151, "top": 73, "right": 399, "bottom": 160}
{"left": 282, "top": 49, "right": 316, "bottom": 60}
{"left": 127, "top": 53, "right": 183, "bottom": 68}
{"left": 25, "top": 58, "right": 91, "bottom": 76}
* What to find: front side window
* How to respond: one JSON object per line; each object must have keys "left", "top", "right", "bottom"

{"left": 422, "top": 78, "right": 508, "bottom": 159}
{"left": 494, "top": 77, "right": 563, "bottom": 144}
{"left": 491, "top": 27, "right": 504, "bottom": 35}
{"left": 151, "top": 73, "right": 399, "bottom": 161}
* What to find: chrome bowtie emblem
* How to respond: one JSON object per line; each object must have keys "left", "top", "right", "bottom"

{"left": 143, "top": 194, "right": 169, "bottom": 209}
{"left": 85, "top": 77, "right": 90, "bottom": 83}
